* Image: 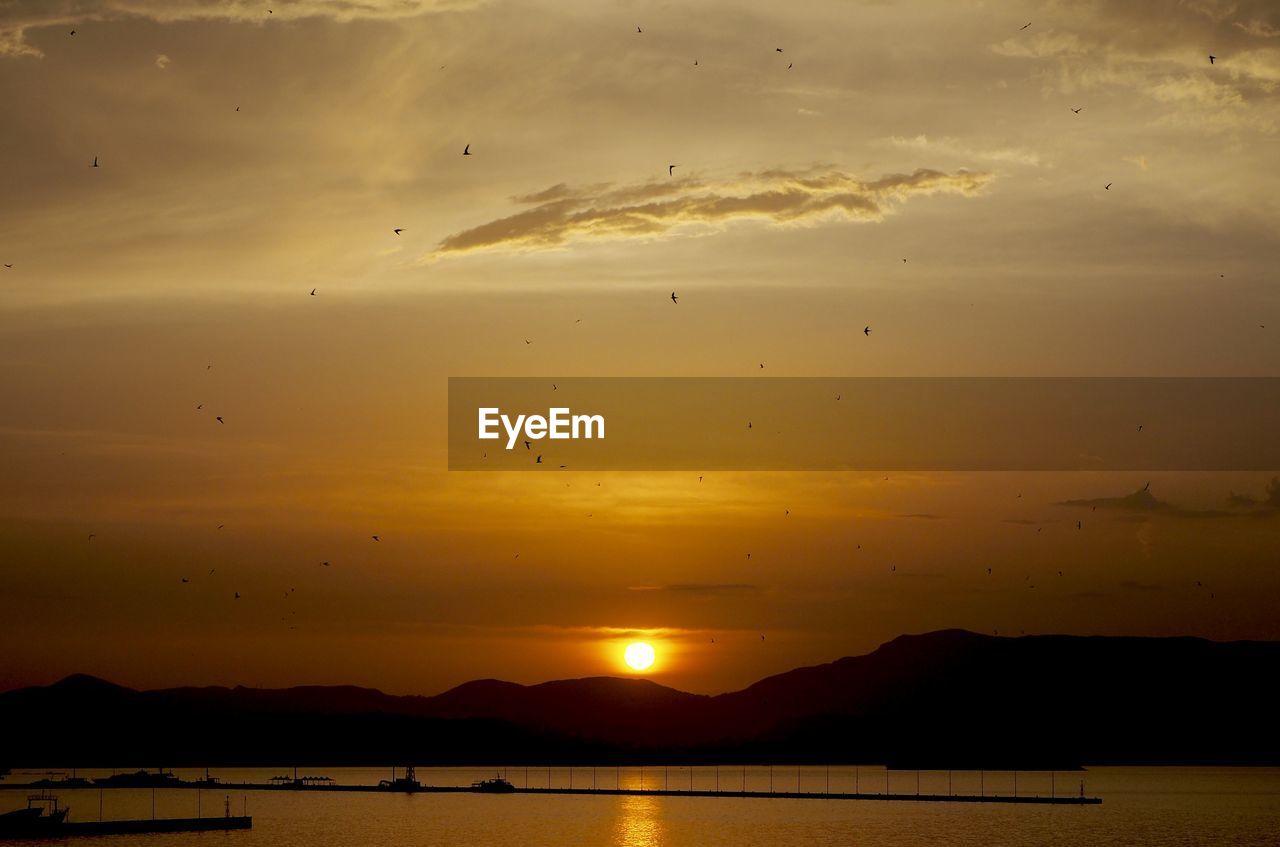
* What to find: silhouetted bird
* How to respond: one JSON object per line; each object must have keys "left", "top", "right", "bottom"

{"left": 463, "top": 144, "right": 471, "bottom": 155}
{"left": 394, "top": 228, "right": 403, "bottom": 235}
{"left": 1105, "top": 183, "right": 1112, "bottom": 190}
{"left": 234, "top": 591, "right": 241, "bottom": 599}
{"left": 235, "top": 106, "right": 240, "bottom": 111}
{"left": 671, "top": 291, "right": 679, "bottom": 303}
{"left": 1208, "top": 55, "right": 1216, "bottom": 64}
{"left": 1144, "top": 481, "right": 1151, "bottom": 491}
{"left": 787, "top": 63, "right": 792, "bottom": 69}
{"left": 1137, "top": 424, "right": 1143, "bottom": 431}
{"left": 1076, "top": 520, "right": 1082, "bottom": 530}
{"left": 524, "top": 440, "right": 531, "bottom": 450}
{"left": 775, "top": 47, "right": 783, "bottom": 52}
{"left": 371, "top": 535, "right": 380, "bottom": 541}
{"left": 864, "top": 326, "right": 871, "bottom": 335}
{"left": 309, "top": 288, "right": 316, "bottom": 296}
{"left": 92, "top": 156, "right": 99, "bottom": 168}
{"left": 70, "top": 30, "right": 76, "bottom": 36}
{"left": 536, "top": 455, "right": 543, "bottom": 464}
{"left": 668, "top": 164, "right": 676, "bottom": 175}
{"left": 1020, "top": 21, "right": 1031, "bottom": 30}
{"left": 987, "top": 567, "right": 992, "bottom": 575}
{"left": 747, "top": 421, "right": 752, "bottom": 429}
{"left": 3, "top": 264, "right": 11, "bottom": 268}
{"left": 321, "top": 561, "right": 330, "bottom": 566}
{"left": 637, "top": 26, "right": 642, "bottom": 33}
{"left": 196, "top": 404, "right": 203, "bottom": 409}
{"left": 1071, "top": 107, "right": 1082, "bottom": 113}
{"left": 181, "top": 577, "right": 189, "bottom": 583}
{"left": 88, "top": 534, "right": 95, "bottom": 541}
{"left": 216, "top": 416, "right": 224, "bottom": 424}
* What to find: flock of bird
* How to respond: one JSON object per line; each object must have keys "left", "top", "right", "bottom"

{"left": 7, "top": 12, "right": 1244, "bottom": 642}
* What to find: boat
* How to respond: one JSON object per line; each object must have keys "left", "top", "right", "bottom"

{"left": 471, "top": 775, "right": 516, "bottom": 794}
{"left": 0, "top": 794, "right": 69, "bottom": 837}
{"left": 94, "top": 768, "right": 183, "bottom": 788}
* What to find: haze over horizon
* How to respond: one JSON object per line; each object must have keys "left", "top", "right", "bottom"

{"left": 2, "top": 0, "right": 1278, "bottom": 697}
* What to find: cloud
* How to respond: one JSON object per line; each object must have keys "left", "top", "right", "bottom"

{"left": 990, "top": 0, "right": 1280, "bottom": 131}
{"left": 1225, "top": 476, "right": 1280, "bottom": 511}
{"left": 153, "top": 52, "right": 169, "bottom": 69}
{"left": 627, "top": 583, "right": 761, "bottom": 595}
{"left": 0, "top": 0, "right": 470, "bottom": 59}
{"left": 431, "top": 166, "right": 992, "bottom": 256}
{"left": 881, "top": 135, "right": 1043, "bottom": 167}
{"left": 1057, "top": 480, "right": 1280, "bottom": 519}
{"left": 1057, "top": 485, "right": 1193, "bottom": 514}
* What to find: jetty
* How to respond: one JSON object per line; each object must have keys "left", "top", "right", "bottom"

{"left": 2, "top": 767, "right": 1102, "bottom": 805}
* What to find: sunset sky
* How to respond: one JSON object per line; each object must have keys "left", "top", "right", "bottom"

{"left": 1, "top": 0, "right": 1278, "bottom": 696}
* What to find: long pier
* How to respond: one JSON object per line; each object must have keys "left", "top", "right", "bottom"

{"left": 1, "top": 780, "right": 1101, "bottom": 805}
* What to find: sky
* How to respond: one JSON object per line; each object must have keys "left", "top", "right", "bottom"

{"left": 0, "top": 0, "right": 1278, "bottom": 695}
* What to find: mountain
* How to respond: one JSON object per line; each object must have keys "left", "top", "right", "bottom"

{"left": 2, "top": 630, "right": 1277, "bottom": 767}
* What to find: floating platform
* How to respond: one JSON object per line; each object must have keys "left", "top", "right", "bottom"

{"left": 0, "top": 815, "right": 251, "bottom": 839}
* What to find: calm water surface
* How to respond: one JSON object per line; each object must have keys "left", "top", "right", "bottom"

{"left": 2, "top": 767, "right": 1277, "bottom": 846}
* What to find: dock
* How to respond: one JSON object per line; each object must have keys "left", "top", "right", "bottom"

{"left": 3, "top": 779, "right": 1100, "bottom": 805}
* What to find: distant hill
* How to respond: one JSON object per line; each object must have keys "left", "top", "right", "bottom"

{"left": 2, "top": 630, "right": 1276, "bottom": 767}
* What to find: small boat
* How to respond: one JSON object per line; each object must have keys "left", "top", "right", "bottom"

{"left": 471, "top": 776, "right": 516, "bottom": 794}
{"left": 0, "top": 794, "right": 69, "bottom": 837}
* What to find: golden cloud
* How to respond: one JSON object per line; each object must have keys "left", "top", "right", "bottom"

{"left": 432, "top": 166, "right": 992, "bottom": 257}
{"left": 0, "top": 0, "right": 471, "bottom": 58}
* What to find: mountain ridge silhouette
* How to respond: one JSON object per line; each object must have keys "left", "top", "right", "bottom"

{"left": 3, "top": 630, "right": 1276, "bottom": 767}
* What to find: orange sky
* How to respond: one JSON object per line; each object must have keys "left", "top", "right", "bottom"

{"left": 1, "top": 0, "right": 1278, "bottom": 695}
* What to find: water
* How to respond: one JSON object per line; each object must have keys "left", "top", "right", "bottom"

{"left": 3, "top": 767, "right": 1278, "bottom": 846}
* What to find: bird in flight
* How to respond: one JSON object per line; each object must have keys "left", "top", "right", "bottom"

{"left": 1020, "top": 22, "right": 1032, "bottom": 30}
{"left": 181, "top": 577, "right": 189, "bottom": 583}
{"left": 235, "top": 106, "right": 240, "bottom": 111}
{"left": 536, "top": 455, "right": 543, "bottom": 464}
{"left": 787, "top": 63, "right": 793, "bottom": 69}
{"left": 1143, "top": 481, "right": 1151, "bottom": 492}
{"left": 523, "top": 440, "right": 531, "bottom": 450}
{"left": 234, "top": 591, "right": 241, "bottom": 599}
{"left": 775, "top": 47, "right": 783, "bottom": 52}
{"left": 196, "top": 404, "right": 203, "bottom": 409}
{"left": 3, "top": 264, "right": 11, "bottom": 269}
{"left": 668, "top": 164, "right": 676, "bottom": 175}
{"left": 863, "top": 326, "right": 871, "bottom": 335}
{"left": 309, "top": 288, "right": 316, "bottom": 296}
{"left": 637, "top": 26, "right": 642, "bottom": 33}
{"left": 524, "top": 339, "right": 532, "bottom": 345}
{"left": 371, "top": 535, "right": 380, "bottom": 542}
{"left": 463, "top": 144, "right": 471, "bottom": 155}
{"left": 1071, "top": 107, "right": 1082, "bottom": 114}
{"left": 215, "top": 416, "right": 224, "bottom": 424}
{"left": 1076, "top": 520, "right": 1082, "bottom": 530}
{"left": 1105, "top": 183, "right": 1112, "bottom": 190}
{"left": 1137, "top": 424, "right": 1143, "bottom": 432}
{"left": 70, "top": 30, "right": 76, "bottom": 36}
{"left": 671, "top": 291, "right": 679, "bottom": 304}
{"left": 747, "top": 421, "right": 753, "bottom": 429}
{"left": 92, "top": 156, "right": 99, "bottom": 168}
{"left": 1208, "top": 54, "right": 1216, "bottom": 64}
{"left": 394, "top": 228, "right": 403, "bottom": 235}
{"left": 88, "top": 534, "right": 96, "bottom": 541}
{"left": 321, "top": 561, "right": 330, "bottom": 567}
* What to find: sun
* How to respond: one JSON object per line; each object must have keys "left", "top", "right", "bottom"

{"left": 623, "top": 641, "right": 656, "bottom": 671}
